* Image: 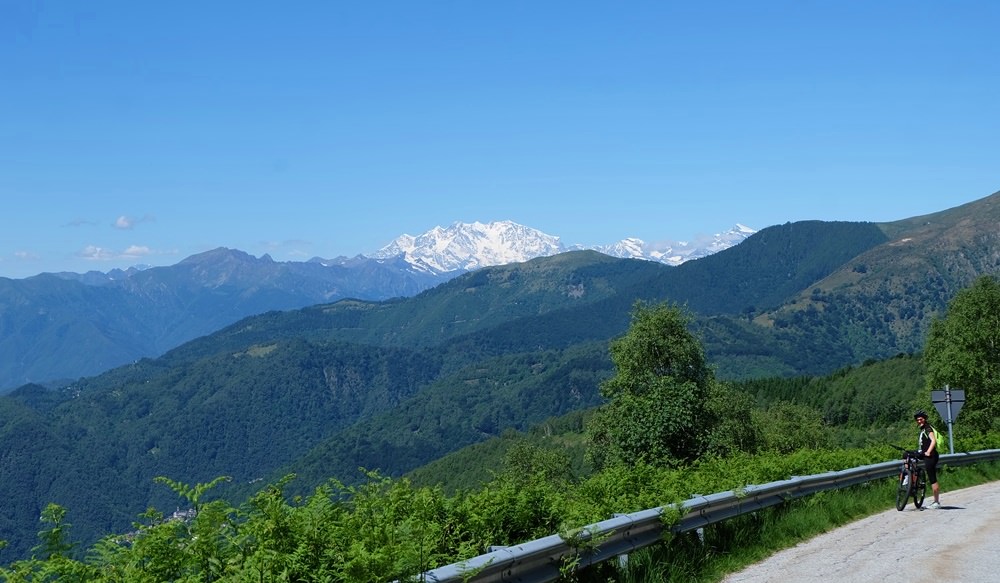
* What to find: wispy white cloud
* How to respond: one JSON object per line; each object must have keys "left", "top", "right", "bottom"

{"left": 113, "top": 214, "right": 155, "bottom": 230}
{"left": 77, "top": 244, "right": 159, "bottom": 262}
{"left": 64, "top": 218, "right": 99, "bottom": 228}
{"left": 77, "top": 246, "right": 118, "bottom": 261}
{"left": 14, "top": 250, "right": 41, "bottom": 261}
{"left": 121, "top": 245, "right": 152, "bottom": 259}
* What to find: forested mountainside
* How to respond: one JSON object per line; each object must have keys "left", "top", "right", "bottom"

{"left": 403, "top": 354, "right": 927, "bottom": 495}
{"left": 0, "top": 250, "right": 443, "bottom": 391}
{"left": 0, "top": 220, "right": 748, "bottom": 393}
{"left": 4, "top": 190, "right": 1000, "bottom": 557}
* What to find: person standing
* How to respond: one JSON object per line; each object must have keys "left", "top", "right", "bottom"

{"left": 915, "top": 410, "right": 941, "bottom": 508}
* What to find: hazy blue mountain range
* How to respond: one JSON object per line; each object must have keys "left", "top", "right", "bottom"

{"left": 0, "top": 221, "right": 754, "bottom": 392}
{"left": 2, "top": 189, "right": 1000, "bottom": 557}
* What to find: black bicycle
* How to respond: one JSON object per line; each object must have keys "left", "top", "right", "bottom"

{"left": 892, "top": 445, "right": 926, "bottom": 511}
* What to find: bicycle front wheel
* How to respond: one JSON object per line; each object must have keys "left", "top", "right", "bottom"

{"left": 895, "top": 471, "right": 912, "bottom": 511}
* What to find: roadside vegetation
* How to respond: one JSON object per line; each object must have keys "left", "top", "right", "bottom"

{"left": 3, "top": 276, "right": 999, "bottom": 582}
{"left": 611, "top": 459, "right": 1000, "bottom": 583}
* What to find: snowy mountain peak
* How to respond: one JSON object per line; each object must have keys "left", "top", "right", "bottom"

{"left": 595, "top": 237, "right": 647, "bottom": 260}
{"left": 371, "top": 220, "right": 564, "bottom": 273}
{"left": 592, "top": 224, "right": 757, "bottom": 266}
{"left": 369, "top": 221, "right": 756, "bottom": 274}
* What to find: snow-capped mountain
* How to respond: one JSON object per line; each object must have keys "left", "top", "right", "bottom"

{"left": 369, "top": 220, "right": 756, "bottom": 274}
{"left": 597, "top": 223, "right": 758, "bottom": 266}
{"left": 370, "top": 221, "right": 565, "bottom": 273}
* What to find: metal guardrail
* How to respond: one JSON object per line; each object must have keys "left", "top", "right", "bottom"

{"left": 417, "top": 449, "right": 1000, "bottom": 583}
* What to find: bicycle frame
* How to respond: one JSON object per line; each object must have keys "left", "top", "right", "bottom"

{"left": 894, "top": 448, "right": 927, "bottom": 511}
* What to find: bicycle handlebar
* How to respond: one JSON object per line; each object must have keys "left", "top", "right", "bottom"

{"left": 890, "top": 444, "right": 924, "bottom": 458}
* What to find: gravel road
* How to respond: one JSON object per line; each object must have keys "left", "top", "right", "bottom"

{"left": 720, "top": 480, "right": 1000, "bottom": 583}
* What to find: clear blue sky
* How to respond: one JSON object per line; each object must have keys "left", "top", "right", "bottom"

{"left": 2, "top": 1, "right": 997, "bottom": 279}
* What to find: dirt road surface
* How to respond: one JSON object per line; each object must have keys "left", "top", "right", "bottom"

{"left": 721, "top": 480, "right": 1000, "bottom": 583}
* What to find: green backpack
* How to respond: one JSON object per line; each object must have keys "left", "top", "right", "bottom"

{"left": 933, "top": 427, "right": 946, "bottom": 454}
{"left": 922, "top": 426, "right": 945, "bottom": 454}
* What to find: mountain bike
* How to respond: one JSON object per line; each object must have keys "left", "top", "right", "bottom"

{"left": 892, "top": 445, "right": 926, "bottom": 511}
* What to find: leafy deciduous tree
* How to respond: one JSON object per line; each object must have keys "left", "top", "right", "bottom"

{"left": 753, "top": 401, "right": 828, "bottom": 454}
{"left": 924, "top": 276, "right": 1000, "bottom": 433}
{"left": 703, "top": 382, "right": 761, "bottom": 457}
{"left": 587, "top": 301, "right": 716, "bottom": 469}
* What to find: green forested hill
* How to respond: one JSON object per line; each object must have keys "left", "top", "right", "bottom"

{"left": 161, "top": 220, "right": 892, "bottom": 362}
{"left": 402, "top": 354, "right": 928, "bottom": 495}
{"left": 2, "top": 252, "right": 638, "bottom": 556}
{"left": 763, "top": 191, "right": 1000, "bottom": 361}
{"left": 0, "top": 339, "right": 445, "bottom": 556}
{"left": 268, "top": 342, "right": 611, "bottom": 501}
{"left": 0, "top": 248, "right": 446, "bottom": 392}
{"left": 744, "top": 353, "right": 926, "bottom": 427}
{"left": 4, "top": 193, "right": 1000, "bottom": 558}
{"left": 650, "top": 220, "right": 890, "bottom": 315}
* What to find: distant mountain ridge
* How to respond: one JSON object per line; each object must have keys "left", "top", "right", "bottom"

{"left": 346, "top": 220, "right": 755, "bottom": 273}
{"left": 4, "top": 189, "right": 1000, "bottom": 557}
{"left": 0, "top": 221, "right": 753, "bottom": 391}
{"left": 592, "top": 223, "right": 757, "bottom": 265}
{"left": 368, "top": 221, "right": 564, "bottom": 273}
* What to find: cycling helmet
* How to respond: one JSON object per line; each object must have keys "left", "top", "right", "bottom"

{"left": 914, "top": 410, "right": 928, "bottom": 420}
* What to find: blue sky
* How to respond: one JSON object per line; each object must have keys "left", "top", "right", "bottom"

{"left": 2, "top": 1, "right": 997, "bottom": 279}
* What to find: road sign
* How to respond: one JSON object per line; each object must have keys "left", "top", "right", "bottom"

{"left": 931, "top": 385, "right": 965, "bottom": 454}
{"left": 931, "top": 388, "right": 965, "bottom": 422}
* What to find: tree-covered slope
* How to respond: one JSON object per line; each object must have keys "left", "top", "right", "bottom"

{"left": 651, "top": 220, "right": 890, "bottom": 315}
{"left": 0, "top": 339, "right": 442, "bottom": 557}
{"left": 5, "top": 199, "right": 1000, "bottom": 558}
{"left": 400, "top": 353, "right": 929, "bottom": 495}
{"left": 0, "top": 248, "right": 445, "bottom": 392}
{"left": 269, "top": 342, "right": 611, "bottom": 500}
{"left": 759, "top": 190, "right": 1000, "bottom": 363}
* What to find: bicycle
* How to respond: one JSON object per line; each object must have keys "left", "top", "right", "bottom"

{"left": 891, "top": 444, "right": 926, "bottom": 511}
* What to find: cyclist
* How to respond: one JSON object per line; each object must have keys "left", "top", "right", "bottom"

{"left": 914, "top": 410, "right": 941, "bottom": 508}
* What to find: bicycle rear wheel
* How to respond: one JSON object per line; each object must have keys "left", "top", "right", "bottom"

{"left": 895, "top": 471, "right": 912, "bottom": 511}
{"left": 912, "top": 470, "right": 927, "bottom": 508}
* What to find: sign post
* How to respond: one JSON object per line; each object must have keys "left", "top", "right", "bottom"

{"left": 931, "top": 384, "right": 965, "bottom": 454}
